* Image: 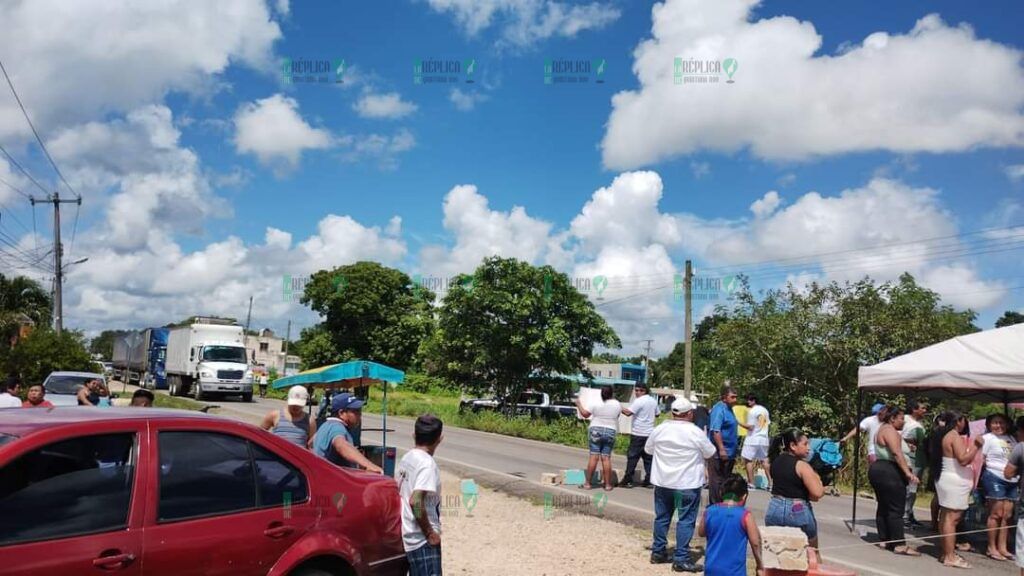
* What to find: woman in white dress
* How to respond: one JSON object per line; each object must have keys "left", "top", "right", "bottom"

{"left": 936, "top": 410, "right": 979, "bottom": 569}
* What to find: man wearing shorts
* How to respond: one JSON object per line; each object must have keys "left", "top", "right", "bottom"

{"left": 1002, "top": 416, "right": 1024, "bottom": 575}
{"left": 740, "top": 394, "right": 771, "bottom": 490}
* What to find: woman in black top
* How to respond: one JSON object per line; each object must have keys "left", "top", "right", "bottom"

{"left": 765, "top": 428, "right": 825, "bottom": 560}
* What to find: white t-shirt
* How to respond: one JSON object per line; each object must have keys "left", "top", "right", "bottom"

{"left": 0, "top": 393, "right": 21, "bottom": 408}
{"left": 397, "top": 448, "right": 441, "bottom": 552}
{"left": 745, "top": 405, "right": 771, "bottom": 446}
{"left": 981, "top": 433, "right": 1018, "bottom": 481}
{"left": 644, "top": 419, "right": 717, "bottom": 490}
{"left": 860, "top": 416, "right": 882, "bottom": 457}
{"left": 629, "top": 395, "right": 658, "bottom": 437}
{"left": 588, "top": 399, "right": 622, "bottom": 431}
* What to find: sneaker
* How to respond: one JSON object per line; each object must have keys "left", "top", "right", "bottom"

{"left": 672, "top": 562, "right": 703, "bottom": 572}
{"left": 619, "top": 481, "right": 635, "bottom": 488}
{"left": 650, "top": 552, "right": 670, "bottom": 564}
{"left": 747, "top": 483, "right": 757, "bottom": 491}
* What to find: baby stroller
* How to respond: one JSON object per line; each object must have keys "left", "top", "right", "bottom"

{"left": 808, "top": 438, "right": 843, "bottom": 496}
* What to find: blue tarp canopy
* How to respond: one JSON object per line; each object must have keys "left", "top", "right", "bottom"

{"left": 272, "top": 360, "right": 405, "bottom": 390}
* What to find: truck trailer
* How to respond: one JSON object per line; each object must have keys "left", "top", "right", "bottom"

{"left": 166, "top": 321, "right": 253, "bottom": 401}
{"left": 111, "top": 328, "right": 169, "bottom": 389}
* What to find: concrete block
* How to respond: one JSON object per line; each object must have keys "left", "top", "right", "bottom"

{"left": 590, "top": 469, "right": 622, "bottom": 485}
{"left": 761, "top": 526, "right": 809, "bottom": 571}
{"left": 562, "top": 469, "right": 586, "bottom": 486}
{"left": 540, "top": 473, "right": 560, "bottom": 485}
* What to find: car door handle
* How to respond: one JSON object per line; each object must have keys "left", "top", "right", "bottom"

{"left": 264, "top": 525, "right": 295, "bottom": 538}
{"left": 92, "top": 552, "right": 135, "bottom": 569}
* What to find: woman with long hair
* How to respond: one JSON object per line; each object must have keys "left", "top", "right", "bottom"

{"left": 868, "top": 405, "right": 920, "bottom": 556}
{"left": 576, "top": 385, "right": 622, "bottom": 491}
{"left": 936, "top": 410, "right": 979, "bottom": 569}
{"left": 977, "top": 413, "right": 1018, "bottom": 561}
{"left": 765, "top": 428, "right": 825, "bottom": 561}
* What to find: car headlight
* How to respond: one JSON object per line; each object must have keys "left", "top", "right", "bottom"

{"left": 244, "top": 370, "right": 253, "bottom": 379}
{"left": 200, "top": 370, "right": 214, "bottom": 378}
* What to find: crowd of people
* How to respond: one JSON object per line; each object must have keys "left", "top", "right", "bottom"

{"left": 574, "top": 382, "right": 1024, "bottom": 574}
{"left": 0, "top": 375, "right": 155, "bottom": 408}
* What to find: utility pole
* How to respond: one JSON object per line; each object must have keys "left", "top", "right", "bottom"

{"left": 640, "top": 338, "right": 653, "bottom": 384}
{"left": 683, "top": 260, "right": 693, "bottom": 400}
{"left": 30, "top": 191, "right": 81, "bottom": 335}
{"left": 284, "top": 319, "right": 291, "bottom": 354}
{"left": 244, "top": 296, "right": 253, "bottom": 335}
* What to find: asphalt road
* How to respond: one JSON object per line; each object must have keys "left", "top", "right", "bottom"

{"left": 143, "top": 387, "right": 1012, "bottom": 576}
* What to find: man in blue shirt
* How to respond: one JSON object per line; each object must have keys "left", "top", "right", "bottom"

{"left": 312, "top": 392, "right": 383, "bottom": 473}
{"left": 707, "top": 384, "right": 739, "bottom": 504}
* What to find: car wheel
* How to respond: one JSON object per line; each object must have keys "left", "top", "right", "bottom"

{"left": 242, "top": 392, "right": 253, "bottom": 403}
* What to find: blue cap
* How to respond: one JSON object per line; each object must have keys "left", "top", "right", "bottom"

{"left": 331, "top": 392, "right": 365, "bottom": 414}
{"left": 871, "top": 403, "right": 885, "bottom": 415}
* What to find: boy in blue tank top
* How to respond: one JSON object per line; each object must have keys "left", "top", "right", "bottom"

{"left": 699, "top": 474, "right": 764, "bottom": 576}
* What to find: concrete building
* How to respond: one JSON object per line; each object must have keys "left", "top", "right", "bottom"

{"left": 245, "top": 328, "right": 301, "bottom": 376}
{"left": 584, "top": 362, "right": 646, "bottom": 383}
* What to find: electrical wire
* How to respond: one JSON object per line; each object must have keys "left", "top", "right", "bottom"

{"left": 0, "top": 142, "right": 48, "bottom": 196}
{"left": 0, "top": 57, "right": 77, "bottom": 199}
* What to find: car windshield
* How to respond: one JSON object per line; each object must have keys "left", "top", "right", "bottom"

{"left": 45, "top": 375, "right": 99, "bottom": 395}
{"left": 202, "top": 346, "right": 247, "bottom": 363}
{"left": 0, "top": 433, "right": 17, "bottom": 448}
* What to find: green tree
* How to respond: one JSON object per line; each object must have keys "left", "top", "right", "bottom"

{"left": 89, "top": 329, "right": 130, "bottom": 359}
{"left": 300, "top": 262, "right": 435, "bottom": 370}
{"left": 704, "top": 274, "right": 977, "bottom": 437}
{"left": 293, "top": 325, "right": 342, "bottom": 369}
{"left": 1, "top": 328, "right": 94, "bottom": 384}
{"left": 589, "top": 352, "right": 642, "bottom": 364}
{"left": 425, "top": 257, "right": 621, "bottom": 412}
{"left": 0, "top": 274, "right": 51, "bottom": 344}
{"left": 995, "top": 310, "right": 1024, "bottom": 328}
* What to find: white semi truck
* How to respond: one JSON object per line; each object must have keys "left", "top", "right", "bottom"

{"left": 165, "top": 321, "right": 253, "bottom": 402}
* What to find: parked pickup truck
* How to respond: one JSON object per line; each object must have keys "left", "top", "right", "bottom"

{"left": 459, "top": 391, "right": 577, "bottom": 419}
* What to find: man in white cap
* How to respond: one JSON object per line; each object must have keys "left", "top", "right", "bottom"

{"left": 260, "top": 385, "right": 317, "bottom": 449}
{"left": 644, "top": 397, "right": 718, "bottom": 573}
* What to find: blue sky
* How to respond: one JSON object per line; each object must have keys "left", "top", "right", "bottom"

{"left": 0, "top": 0, "right": 1021, "bottom": 354}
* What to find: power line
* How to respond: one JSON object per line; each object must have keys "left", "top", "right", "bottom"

{"left": 67, "top": 201, "right": 80, "bottom": 263}
{"left": 0, "top": 142, "right": 49, "bottom": 196}
{"left": 0, "top": 57, "right": 77, "bottom": 199}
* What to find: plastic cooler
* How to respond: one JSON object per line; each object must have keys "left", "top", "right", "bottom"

{"left": 360, "top": 445, "right": 397, "bottom": 477}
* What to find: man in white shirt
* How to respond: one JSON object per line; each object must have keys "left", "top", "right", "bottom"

{"left": 840, "top": 403, "right": 886, "bottom": 464}
{"left": 620, "top": 383, "right": 658, "bottom": 488}
{"left": 740, "top": 394, "right": 772, "bottom": 489}
{"left": 644, "top": 397, "right": 717, "bottom": 573}
{"left": 397, "top": 415, "right": 444, "bottom": 576}
{"left": 0, "top": 377, "right": 22, "bottom": 408}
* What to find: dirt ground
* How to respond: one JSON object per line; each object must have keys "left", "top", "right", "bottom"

{"left": 437, "top": 471, "right": 739, "bottom": 576}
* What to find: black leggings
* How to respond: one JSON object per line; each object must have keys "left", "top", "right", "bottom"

{"left": 869, "top": 460, "right": 908, "bottom": 549}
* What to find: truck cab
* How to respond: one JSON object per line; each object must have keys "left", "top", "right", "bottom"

{"left": 190, "top": 343, "right": 252, "bottom": 401}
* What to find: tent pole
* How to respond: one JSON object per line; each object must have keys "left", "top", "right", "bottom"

{"left": 851, "top": 387, "right": 862, "bottom": 533}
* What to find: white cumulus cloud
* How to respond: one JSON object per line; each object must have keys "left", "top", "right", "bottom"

{"left": 353, "top": 92, "right": 418, "bottom": 119}
{"left": 233, "top": 94, "right": 333, "bottom": 169}
{"left": 602, "top": 0, "right": 1024, "bottom": 168}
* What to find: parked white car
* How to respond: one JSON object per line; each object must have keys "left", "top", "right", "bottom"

{"left": 42, "top": 371, "right": 107, "bottom": 407}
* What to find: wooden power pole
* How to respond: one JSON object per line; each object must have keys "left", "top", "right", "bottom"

{"left": 30, "top": 191, "right": 81, "bottom": 335}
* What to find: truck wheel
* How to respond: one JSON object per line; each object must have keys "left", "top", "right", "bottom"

{"left": 193, "top": 381, "right": 205, "bottom": 401}
{"left": 168, "top": 376, "right": 178, "bottom": 396}
{"left": 242, "top": 392, "right": 253, "bottom": 403}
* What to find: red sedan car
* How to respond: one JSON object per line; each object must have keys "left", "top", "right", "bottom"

{"left": 0, "top": 407, "right": 408, "bottom": 576}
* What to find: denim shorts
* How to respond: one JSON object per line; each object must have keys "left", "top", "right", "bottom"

{"left": 588, "top": 426, "right": 616, "bottom": 456}
{"left": 765, "top": 496, "right": 818, "bottom": 540}
{"left": 981, "top": 470, "right": 1020, "bottom": 501}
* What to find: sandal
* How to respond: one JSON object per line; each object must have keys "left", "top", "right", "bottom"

{"left": 986, "top": 552, "right": 1007, "bottom": 561}
{"left": 894, "top": 546, "right": 921, "bottom": 557}
{"left": 955, "top": 542, "right": 973, "bottom": 552}
{"left": 604, "top": 485, "right": 614, "bottom": 492}
{"left": 582, "top": 483, "right": 593, "bottom": 490}
{"left": 943, "top": 555, "right": 972, "bottom": 569}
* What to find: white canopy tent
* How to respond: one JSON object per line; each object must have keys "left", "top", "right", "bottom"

{"left": 858, "top": 323, "right": 1024, "bottom": 402}
{"left": 850, "top": 323, "right": 1024, "bottom": 530}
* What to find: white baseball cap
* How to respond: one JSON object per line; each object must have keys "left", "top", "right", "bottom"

{"left": 287, "top": 386, "right": 309, "bottom": 406}
{"left": 671, "top": 397, "right": 695, "bottom": 414}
